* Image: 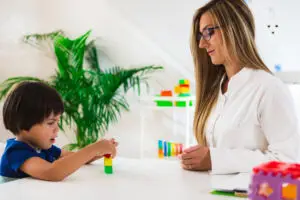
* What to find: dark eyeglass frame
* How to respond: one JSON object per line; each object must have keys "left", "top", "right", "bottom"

{"left": 196, "top": 26, "right": 220, "bottom": 42}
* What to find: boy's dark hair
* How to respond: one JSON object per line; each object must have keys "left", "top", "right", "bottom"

{"left": 3, "top": 81, "right": 64, "bottom": 135}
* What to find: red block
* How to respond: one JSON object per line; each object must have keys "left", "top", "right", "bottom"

{"left": 104, "top": 154, "right": 111, "bottom": 158}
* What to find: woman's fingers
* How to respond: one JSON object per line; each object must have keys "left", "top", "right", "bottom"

{"left": 181, "top": 157, "right": 200, "bottom": 165}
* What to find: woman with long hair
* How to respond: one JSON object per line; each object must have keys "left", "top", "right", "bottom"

{"left": 179, "top": 0, "right": 299, "bottom": 174}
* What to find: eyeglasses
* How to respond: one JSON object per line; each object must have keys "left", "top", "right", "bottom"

{"left": 196, "top": 26, "right": 220, "bottom": 42}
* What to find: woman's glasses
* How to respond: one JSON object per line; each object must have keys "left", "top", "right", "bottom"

{"left": 196, "top": 26, "right": 220, "bottom": 41}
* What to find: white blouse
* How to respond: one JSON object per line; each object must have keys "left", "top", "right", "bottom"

{"left": 205, "top": 67, "right": 300, "bottom": 174}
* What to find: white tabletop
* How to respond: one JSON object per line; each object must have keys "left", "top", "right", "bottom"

{"left": 0, "top": 157, "right": 242, "bottom": 200}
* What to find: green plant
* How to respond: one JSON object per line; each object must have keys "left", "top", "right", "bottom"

{"left": 0, "top": 30, "right": 163, "bottom": 150}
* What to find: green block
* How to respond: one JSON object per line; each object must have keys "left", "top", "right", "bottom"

{"left": 179, "top": 79, "right": 185, "bottom": 85}
{"left": 211, "top": 190, "right": 247, "bottom": 198}
{"left": 168, "top": 142, "right": 171, "bottom": 156}
{"left": 175, "top": 101, "right": 193, "bottom": 107}
{"left": 155, "top": 101, "right": 173, "bottom": 107}
{"left": 104, "top": 166, "right": 113, "bottom": 174}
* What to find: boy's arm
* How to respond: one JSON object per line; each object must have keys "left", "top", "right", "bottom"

{"left": 20, "top": 140, "right": 115, "bottom": 181}
{"left": 60, "top": 149, "right": 74, "bottom": 158}
{"left": 60, "top": 149, "right": 101, "bottom": 164}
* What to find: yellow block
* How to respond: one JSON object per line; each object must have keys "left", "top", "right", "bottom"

{"left": 104, "top": 157, "right": 113, "bottom": 166}
{"left": 174, "top": 86, "right": 181, "bottom": 94}
{"left": 180, "top": 87, "right": 190, "bottom": 93}
{"left": 183, "top": 80, "right": 190, "bottom": 85}
{"left": 171, "top": 143, "right": 176, "bottom": 156}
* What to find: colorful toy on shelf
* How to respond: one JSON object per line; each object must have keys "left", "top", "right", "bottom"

{"left": 104, "top": 154, "right": 113, "bottom": 174}
{"left": 174, "top": 79, "right": 193, "bottom": 107}
{"left": 154, "top": 79, "right": 193, "bottom": 107}
{"left": 158, "top": 140, "right": 183, "bottom": 158}
{"left": 249, "top": 161, "right": 300, "bottom": 200}
{"left": 155, "top": 90, "right": 173, "bottom": 107}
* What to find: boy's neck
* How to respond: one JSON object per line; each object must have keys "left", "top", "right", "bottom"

{"left": 16, "top": 135, "right": 41, "bottom": 151}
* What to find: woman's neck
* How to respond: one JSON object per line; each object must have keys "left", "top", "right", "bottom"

{"left": 224, "top": 59, "right": 242, "bottom": 79}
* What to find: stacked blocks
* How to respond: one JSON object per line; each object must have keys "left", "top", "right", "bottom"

{"left": 249, "top": 161, "right": 300, "bottom": 200}
{"left": 155, "top": 90, "right": 173, "bottom": 107}
{"left": 154, "top": 79, "right": 192, "bottom": 107}
{"left": 174, "top": 79, "right": 192, "bottom": 107}
{"left": 158, "top": 140, "right": 183, "bottom": 158}
{"left": 104, "top": 154, "right": 113, "bottom": 174}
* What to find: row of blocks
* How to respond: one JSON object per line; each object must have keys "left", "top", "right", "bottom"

{"left": 158, "top": 140, "right": 183, "bottom": 158}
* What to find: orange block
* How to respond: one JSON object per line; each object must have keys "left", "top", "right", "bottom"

{"left": 158, "top": 149, "right": 164, "bottom": 158}
{"left": 282, "top": 184, "right": 297, "bottom": 199}
{"left": 160, "top": 90, "right": 172, "bottom": 96}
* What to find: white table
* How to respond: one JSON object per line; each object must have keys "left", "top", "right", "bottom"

{"left": 0, "top": 158, "right": 242, "bottom": 200}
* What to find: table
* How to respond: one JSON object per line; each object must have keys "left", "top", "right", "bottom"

{"left": 0, "top": 158, "right": 242, "bottom": 200}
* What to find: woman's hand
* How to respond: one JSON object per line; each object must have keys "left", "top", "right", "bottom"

{"left": 178, "top": 145, "right": 212, "bottom": 171}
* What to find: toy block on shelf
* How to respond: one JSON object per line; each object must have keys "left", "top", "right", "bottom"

{"left": 154, "top": 93, "right": 173, "bottom": 107}
{"left": 179, "top": 79, "right": 189, "bottom": 85}
{"left": 249, "top": 161, "right": 300, "bottom": 200}
{"left": 160, "top": 90, "right": 172, "bottom": 96}
{"left": 175, "top": 101, "right": 193, "bottom": 107}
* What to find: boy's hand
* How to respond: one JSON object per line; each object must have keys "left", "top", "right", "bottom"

{"left": 95, "top": 138, "right": 118, "bottom": 158}
{"left": 86, "top": 138, "right": 118, "bottom": 164}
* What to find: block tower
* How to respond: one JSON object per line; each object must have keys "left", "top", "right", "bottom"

{"left": 249, "top": 161, "right": 300, "bottom": 200}
{"left": 104, "top": 154, "right": 113, "bottom": 174}
{"left": 174, "top": 79, "right": 192, "bottom": 107}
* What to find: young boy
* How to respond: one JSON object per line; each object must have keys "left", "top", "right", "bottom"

{"left": 0, "top": 81, "right": 117, "bottom": 181}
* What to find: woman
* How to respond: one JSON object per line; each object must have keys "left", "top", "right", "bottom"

{"left": 179, "top": 0, "right": 300, "bottom": 174}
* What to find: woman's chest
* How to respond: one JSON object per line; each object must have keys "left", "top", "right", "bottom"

{"left": 205, "top": 90, "right": 267, "bottom": 150}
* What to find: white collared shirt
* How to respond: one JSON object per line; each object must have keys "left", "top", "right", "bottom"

{"left": 205, "top": 67, "right": 300, "bottom": 174}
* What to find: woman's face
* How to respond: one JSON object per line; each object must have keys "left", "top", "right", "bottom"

{"left": 198, "top": 12, "right": 226, "bottom": 65}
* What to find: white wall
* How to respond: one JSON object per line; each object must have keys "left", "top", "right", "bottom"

{"left": 0, "top": 0, "right": 300, "bottom": 158}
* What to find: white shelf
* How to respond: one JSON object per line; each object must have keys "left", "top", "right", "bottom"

{"left": 140, "top": 96, "right": 196, "bottom": 101}
{"left": 139, "top": 95, "right": 196, "bottom": 158}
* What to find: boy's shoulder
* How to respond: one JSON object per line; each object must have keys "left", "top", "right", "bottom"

{"left": 4, "top": 138, "right": 35, "bottom": 153}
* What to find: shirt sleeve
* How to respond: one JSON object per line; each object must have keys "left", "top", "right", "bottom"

{"left": 7, "top": 148, "right": 39, "bottom": 173}
{"left": 47, "top": 145, "right": 62, "bottom": 159}
{"left": 210, "top": 81, "right": 300, "bottom": 174}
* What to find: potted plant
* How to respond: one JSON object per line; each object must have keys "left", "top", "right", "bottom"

{"left": 0, "top": 30, "right": 163, "bottom": 150}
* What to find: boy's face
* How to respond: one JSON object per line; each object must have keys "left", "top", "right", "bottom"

{"left": 25, "top": 113, "right": 61, "bottom": 150}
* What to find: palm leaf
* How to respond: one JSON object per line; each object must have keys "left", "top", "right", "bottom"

{"left": 85, "top": 40, "right": 101, "bottom": 72}
{"left": 0, "top": 77, "right": 46, "bottom": 100}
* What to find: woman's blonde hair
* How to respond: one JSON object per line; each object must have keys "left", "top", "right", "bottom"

{"left": 191, "top": 0, "right": 271, "bottom": 145}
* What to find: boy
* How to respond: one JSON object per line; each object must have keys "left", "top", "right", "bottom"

{"left": 0, "top": 81, "right": 117, "bottom": 181}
